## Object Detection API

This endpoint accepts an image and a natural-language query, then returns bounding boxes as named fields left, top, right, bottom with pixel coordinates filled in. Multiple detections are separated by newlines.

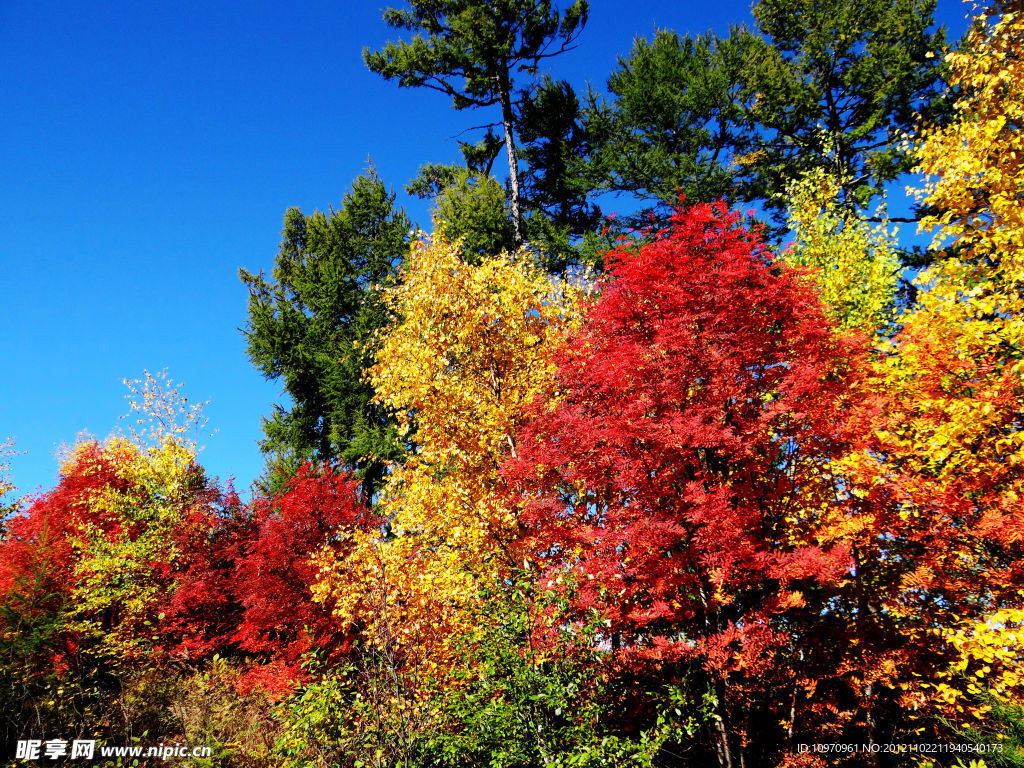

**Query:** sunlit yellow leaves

left=0, top=436, right=22, bottom=515
left=915, top=2, right=1024, bottom=274
left=840, top=0, right=1024, bottom=720
left=314, top=232, right=582, bottom=674
left=120, top=368, right=212, bottom=457
left=877, top=0, right=1024, bottom=503
left=784, top=168, right=900, bottom=334
left=935, top=607, right=1024, bottom=716
left=912, top=0, right=1024, bottom=383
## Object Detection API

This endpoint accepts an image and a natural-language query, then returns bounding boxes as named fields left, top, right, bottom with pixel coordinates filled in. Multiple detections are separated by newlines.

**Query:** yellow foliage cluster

left=0, top=436, right=20, bottom=512
left=844, top=0, right=1024, bottom=717
left=911, top=0, right=1024, bottom=384
left=916, top=0, right=1024, bottom=272
left=883, top=0, right=1024, bottom=509
left=67, top=374, right=209, bottom=661
left=313, top=233, right=583, bottom=676
left=940, top=607, right=1024, bottom=706
left=784, top=168, right=900, bottom=334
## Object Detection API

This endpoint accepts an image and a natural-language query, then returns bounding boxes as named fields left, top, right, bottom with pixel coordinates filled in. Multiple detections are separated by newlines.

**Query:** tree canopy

left=6, top=1, right=1023, bottom=766
left=239, top=170, right=410, bottom=499
left=365, top=0, right=589, bottom=245
left=741, top=0, right=948, bottom=215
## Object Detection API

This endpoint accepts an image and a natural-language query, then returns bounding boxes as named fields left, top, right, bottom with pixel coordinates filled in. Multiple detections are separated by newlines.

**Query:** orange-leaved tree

left=841, top=0, right=1024, bottom=728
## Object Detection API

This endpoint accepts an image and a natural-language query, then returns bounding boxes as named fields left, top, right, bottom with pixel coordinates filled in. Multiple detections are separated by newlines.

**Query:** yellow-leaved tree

left=0, top=437, right=21, bottom=518
left=313, top=233, right=583, bottom=680
left=841, top=0, right=1024, bottom=722
left=69, top=370, right=212, bottom=663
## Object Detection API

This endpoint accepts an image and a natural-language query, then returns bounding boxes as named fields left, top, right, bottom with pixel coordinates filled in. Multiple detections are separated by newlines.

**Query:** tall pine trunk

left=499, top=70, right=524, bottom=247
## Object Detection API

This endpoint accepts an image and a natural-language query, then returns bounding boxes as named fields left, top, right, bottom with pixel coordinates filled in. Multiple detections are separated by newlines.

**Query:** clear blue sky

left=1, top=0, right=970, bottom=499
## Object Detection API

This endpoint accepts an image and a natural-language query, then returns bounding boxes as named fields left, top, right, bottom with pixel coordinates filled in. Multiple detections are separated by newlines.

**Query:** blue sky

left=1, top=0, right=970, bottom=499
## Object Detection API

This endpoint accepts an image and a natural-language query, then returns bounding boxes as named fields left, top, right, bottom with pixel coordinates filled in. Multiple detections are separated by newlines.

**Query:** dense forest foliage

left=3, top=0, right=1023, bottom=765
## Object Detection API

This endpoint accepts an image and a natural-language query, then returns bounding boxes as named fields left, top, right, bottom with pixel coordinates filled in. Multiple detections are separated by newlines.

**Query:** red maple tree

left=505, top=202, right=864, bottom=765
left=165, top=464, right=374, bottom=695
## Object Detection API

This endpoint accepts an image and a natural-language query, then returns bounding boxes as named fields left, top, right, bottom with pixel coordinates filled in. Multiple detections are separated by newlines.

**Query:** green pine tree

left=584, top=28, right=758, bottom=224
left=517, top=76, right=602, bottom=271
left=239, top=170, right=410, bottom=500
left=364, top=0, right=589, bottom=247
left=741, top=0, right=948, bottom=217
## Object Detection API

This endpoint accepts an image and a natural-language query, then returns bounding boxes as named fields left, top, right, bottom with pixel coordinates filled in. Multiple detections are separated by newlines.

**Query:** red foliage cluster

left=0, top=449, right=370, bottom=698
left=508, top=203, right=858, bottom=664
left=504, top=202, right=867, bottom=754
left=165, top=464, right=373, bottom=693
left=0, top=444, right=127, bottom=677
left=0, top=443, right=150, bottom=606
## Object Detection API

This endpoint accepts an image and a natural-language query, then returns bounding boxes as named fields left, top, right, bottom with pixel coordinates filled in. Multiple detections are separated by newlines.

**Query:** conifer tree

left=583, top=0, right=946, bottom=231
left=517, top=76, right=601, bottom=269
left=240, top=170, right=410, bottom=499
left=741, top=0, right=947, bottom=216
left=585, top=28, right=757, bottom=222
left=365, top=0, right=589, bottom=246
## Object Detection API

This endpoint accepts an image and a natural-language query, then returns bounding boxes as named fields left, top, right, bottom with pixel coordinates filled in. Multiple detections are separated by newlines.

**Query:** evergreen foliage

left=431, top=169, right=518, bottom=261
left=584, top=28, right=757, bottom=223
left=740, top=0, right=948, bottom=216
left=517, top=76, right=601, bottom=269
left=365, top=0, right=589, bottom=245
left=239, top=170, right=410, bottom=499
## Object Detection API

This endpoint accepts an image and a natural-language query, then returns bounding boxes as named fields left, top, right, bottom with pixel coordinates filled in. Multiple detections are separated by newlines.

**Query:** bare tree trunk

left=499, top=70, right=524, bottom=247
left=852, top=547, right=880, bottom=767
